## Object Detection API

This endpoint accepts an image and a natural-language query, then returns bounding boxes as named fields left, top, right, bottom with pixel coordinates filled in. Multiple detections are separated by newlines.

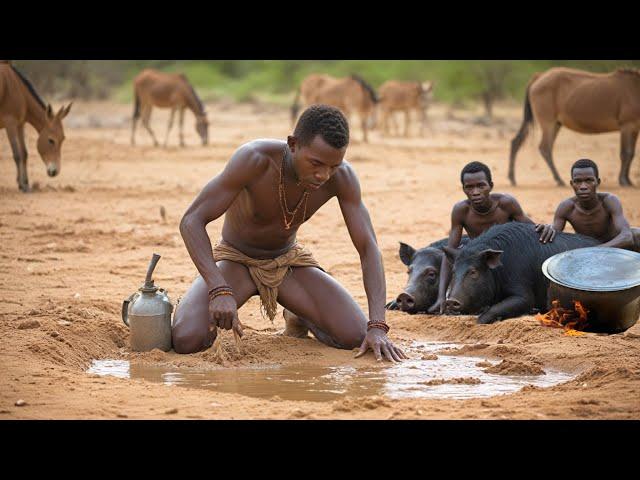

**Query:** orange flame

left=536, top=300, right=589, bottom=335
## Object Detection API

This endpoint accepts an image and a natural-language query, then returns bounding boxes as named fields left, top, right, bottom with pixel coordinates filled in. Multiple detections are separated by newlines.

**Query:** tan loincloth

left=212, top=241, right=322, bottom=322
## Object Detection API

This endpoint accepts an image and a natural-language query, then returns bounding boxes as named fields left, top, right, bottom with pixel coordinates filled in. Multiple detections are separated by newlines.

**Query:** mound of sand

left=484, top=359, right=546, bottom=376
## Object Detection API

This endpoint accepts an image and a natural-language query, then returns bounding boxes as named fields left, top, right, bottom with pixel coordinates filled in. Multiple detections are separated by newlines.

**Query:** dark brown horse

left=0, top=61, right=72, bottom=192
left=509, top=67, right=640, bottom=187
left=131, top=69, right=209, bottom=147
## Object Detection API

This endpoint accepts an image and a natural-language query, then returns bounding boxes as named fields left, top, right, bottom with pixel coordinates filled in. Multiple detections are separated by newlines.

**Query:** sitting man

left=537, top=158, right=640, bottom=251
left=172, top=104, right=406, bottom=362
left=429, top=161, right=535, bottom=314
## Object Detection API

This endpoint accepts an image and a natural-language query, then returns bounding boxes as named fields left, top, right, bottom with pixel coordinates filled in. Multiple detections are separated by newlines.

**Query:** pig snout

left=444, top=298, right=462, bottom=314
left=396, top=292, right=416, bottom=312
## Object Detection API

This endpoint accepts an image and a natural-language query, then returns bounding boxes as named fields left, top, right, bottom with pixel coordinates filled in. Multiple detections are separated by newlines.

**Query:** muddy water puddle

left=88, top=342, right=574, bottom=401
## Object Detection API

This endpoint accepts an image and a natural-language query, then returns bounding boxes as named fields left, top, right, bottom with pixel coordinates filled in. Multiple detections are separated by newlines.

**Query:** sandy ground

left=1, top=100, right=639, bottom=420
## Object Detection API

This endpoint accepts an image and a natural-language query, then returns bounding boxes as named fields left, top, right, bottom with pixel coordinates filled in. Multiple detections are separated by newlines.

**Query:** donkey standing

left=0, top=61, right=72, bottom=192
left=378, top=80, right=433, bottom=137
left=131, top=69, right=209, bottom=147
left=291, top=73, right=378, bottom=142
left=509, top=67, right=640, bottom=187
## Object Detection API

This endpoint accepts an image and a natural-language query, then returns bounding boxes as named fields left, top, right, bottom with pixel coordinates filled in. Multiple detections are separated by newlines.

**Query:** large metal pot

left=541, top=247, right=640, bottom=333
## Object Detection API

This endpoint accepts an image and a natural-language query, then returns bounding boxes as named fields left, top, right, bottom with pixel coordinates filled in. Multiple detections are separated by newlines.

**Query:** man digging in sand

left=173, top=104, right=406, bottom=362
left=536, top=158, right=640, bottom=250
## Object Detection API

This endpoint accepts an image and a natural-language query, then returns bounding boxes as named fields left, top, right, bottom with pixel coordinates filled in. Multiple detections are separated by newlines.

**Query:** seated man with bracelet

left=172, top=105, right=406, bottom=362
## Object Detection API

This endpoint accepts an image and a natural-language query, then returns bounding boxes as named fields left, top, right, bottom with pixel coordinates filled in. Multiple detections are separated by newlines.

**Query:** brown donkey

left=0, top=61, right=72, bottom=192
left=291, top=73, right=378, bottom=142
left=378, top=80, right=433, bottom=137
left=131, top=69, right=209, bottom=147
left=509, top=67, right=640, bottom=187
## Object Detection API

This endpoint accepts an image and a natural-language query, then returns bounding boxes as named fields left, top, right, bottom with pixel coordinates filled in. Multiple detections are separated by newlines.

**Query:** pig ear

left=442, top=246, right=460, bottom=264
left=399, top=242, right=416, bottom=266
left=481, top=249, right=503, bottom=269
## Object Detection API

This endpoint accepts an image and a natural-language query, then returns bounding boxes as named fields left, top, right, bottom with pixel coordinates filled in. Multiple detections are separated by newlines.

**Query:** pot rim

left=542, top=248, right=640, bottom=292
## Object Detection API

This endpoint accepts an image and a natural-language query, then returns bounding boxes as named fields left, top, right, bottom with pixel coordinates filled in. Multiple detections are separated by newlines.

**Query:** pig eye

left=468, top=268, right=478, bottom=278
left=48, top=138, right=55, bottom=145
left=407, top=267, right=413, bottom=274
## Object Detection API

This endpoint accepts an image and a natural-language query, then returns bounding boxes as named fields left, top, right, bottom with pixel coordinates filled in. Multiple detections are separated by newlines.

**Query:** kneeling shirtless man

left=173, top=105, right=406, bottom=362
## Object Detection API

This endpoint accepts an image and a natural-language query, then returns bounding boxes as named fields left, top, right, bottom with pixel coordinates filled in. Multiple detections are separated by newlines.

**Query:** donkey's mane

left=10, top=64, right=47, bottom=110
left=350, top=74, right=378, bottom=103
left=180, top=74, right=205, bottom=115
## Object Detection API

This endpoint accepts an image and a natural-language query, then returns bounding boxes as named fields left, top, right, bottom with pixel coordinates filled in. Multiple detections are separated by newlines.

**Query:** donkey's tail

left=508, top=73, right=540, bottom=185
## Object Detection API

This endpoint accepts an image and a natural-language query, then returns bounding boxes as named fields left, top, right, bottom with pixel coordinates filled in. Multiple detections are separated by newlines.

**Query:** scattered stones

left=57, top=320, right=72, bottom=327
left=17, top=319, right=40, bottom=330
left=15, top=400, right=27, bottom=407
left=50, top=331, right=60, bottom=338
left=165, top=408, right=178, bottom=414
left=421, top=354, right=438, bottom=360
left=117, top=414, right=128, bottom=418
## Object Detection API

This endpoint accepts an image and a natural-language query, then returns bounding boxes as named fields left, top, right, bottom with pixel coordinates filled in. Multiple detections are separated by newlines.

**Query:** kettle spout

left=145, top=253, right=162, bottom=287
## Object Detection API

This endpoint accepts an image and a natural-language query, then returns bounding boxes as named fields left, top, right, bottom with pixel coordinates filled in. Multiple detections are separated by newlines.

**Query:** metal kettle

left=122, top=253, right=174, bottom=352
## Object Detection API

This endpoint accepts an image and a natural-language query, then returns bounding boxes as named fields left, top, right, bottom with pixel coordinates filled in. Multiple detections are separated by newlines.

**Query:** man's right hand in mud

left=209, top=296, right=243, bottom=337
left=355, top=328, right=408, bottom=363
left=535, top=224, right=556, bottom=244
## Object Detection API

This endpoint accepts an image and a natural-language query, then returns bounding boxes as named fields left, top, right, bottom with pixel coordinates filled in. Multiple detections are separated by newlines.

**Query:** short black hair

left=461, top=161, right=493, bottom=185
left=571, top=158, right=599, bottom=179
left=293, top=104, right=349, bottom=149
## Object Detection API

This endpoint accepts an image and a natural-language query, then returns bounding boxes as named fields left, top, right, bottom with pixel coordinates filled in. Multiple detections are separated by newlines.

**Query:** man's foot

left=279, top=309, right=310, bottom=339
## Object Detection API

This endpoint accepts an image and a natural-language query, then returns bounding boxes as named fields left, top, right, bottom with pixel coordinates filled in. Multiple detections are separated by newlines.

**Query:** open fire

left=536, top=300, right=589, bottom=335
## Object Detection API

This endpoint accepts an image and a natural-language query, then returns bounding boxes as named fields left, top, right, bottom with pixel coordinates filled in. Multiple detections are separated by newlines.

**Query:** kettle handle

left=122, top=300, right=130, bottom=327
left=122, top=293, right=136, bottom=327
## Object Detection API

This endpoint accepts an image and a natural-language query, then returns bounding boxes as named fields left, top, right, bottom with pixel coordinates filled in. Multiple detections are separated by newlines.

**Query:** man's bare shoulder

left=600, top=192, right=623, bottom=210
left=557, top=197, right=576, bottom=215
left=228, top=139, right=284, bottom=175
left=330, top=160, right=359, bottom=195
left=493, top=192, right=520, bottom=208
left=452, top=199, right=471, bottom=214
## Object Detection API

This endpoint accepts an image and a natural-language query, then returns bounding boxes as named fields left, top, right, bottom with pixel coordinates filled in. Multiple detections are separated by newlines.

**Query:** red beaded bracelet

left=367, top=321, right=390, bottom=333
left=208, top=285, right=234, bottom=300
